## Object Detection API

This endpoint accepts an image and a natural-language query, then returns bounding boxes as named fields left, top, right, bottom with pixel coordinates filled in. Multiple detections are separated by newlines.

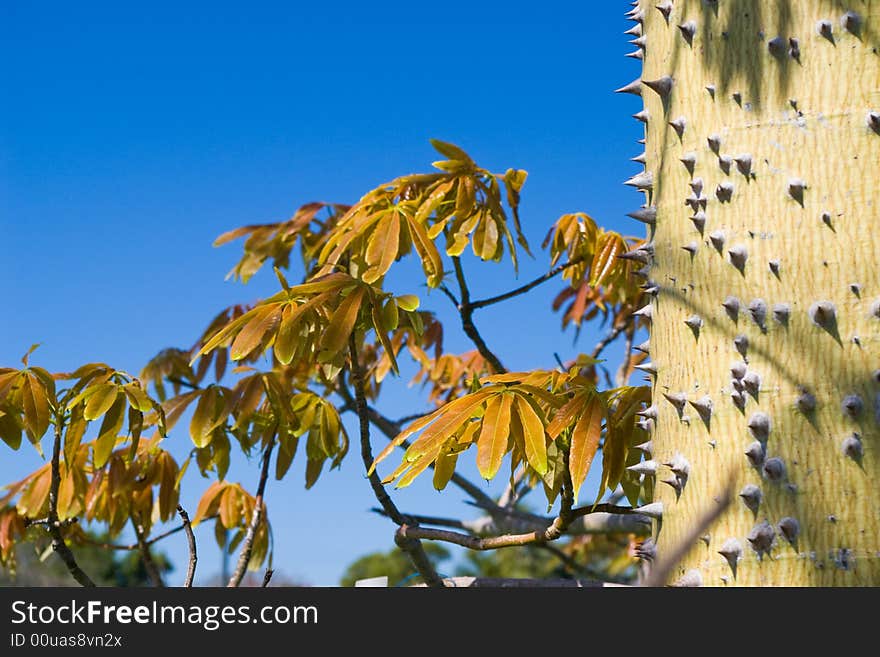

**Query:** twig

left=398, top=447, right=576, bottom=550
left=262, top=569, right=274, bottom=587
left=469, top=257, right=584, bottom=310
left=47, top=418, right=95, bottom=587
left=227, top=437, right=275, bottom=587
left=166, top=376, right=199, bottom=391
left=371, top=508, right=468, bottom=530
left=451, top=256, right=507, bottom=374
left=437, top=284, right=460, bottom=307
left=348, top=336, right=445, bottom=587
left=589, top=316, right=634, bottom=360
left=177, top=505, right=197, bottom=587
left=131, top=515, right=165, bottom=587
left=78, top=515, right=219, bottom=551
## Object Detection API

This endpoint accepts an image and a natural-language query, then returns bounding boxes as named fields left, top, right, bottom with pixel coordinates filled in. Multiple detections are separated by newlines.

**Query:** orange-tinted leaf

left=476, top=393, right=511, bottom=480
left=319, top=287, right=365, bottom=361
left=230, top=304, right=282, bottom=361
left=193, top=481, right=226, bottom=525
left=514, top=394, right=548, bottom=475
left=363, top=211, right=400, bottom=284
left=570, top=395, right=603, bottom=500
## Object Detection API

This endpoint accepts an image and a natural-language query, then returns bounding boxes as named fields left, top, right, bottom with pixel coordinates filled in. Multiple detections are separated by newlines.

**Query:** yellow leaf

left=455, top=176, right=475, bottom=220
left=395, top=295, right=420, bottom=312
left=432, top=450, right=458, bottom=491
left=319, top=287, right=365, bottom=361
left=22, top=373, right=51, bottom=443
left=274, top=303, right=309, bottom=365
left=570, top=395, right=604, bottom=501
left=363, top=211, right=400, bottom=284
left=93, top=396, right=126, bottom=468
left=370, top=389, right=495, bottom=473
left=395, top=449, right=440, bottom=488
left=429, top=139, right=475, bottom=164
left=406, top=216, right=444, bottom=288
left=589, top=232, right=625, bottom=288
left=83, top=384, right=120, bottom=421
left=122, top=383, right=153, bottom=412
left=219, top=487, right=240, bottom=528
left=476, top=393, right=511, bottom=480
left=230, top=304, right=282, bottom=361
left=514, top=394, right=548, bottom=476
left=547, top=392, right=588, bottom=439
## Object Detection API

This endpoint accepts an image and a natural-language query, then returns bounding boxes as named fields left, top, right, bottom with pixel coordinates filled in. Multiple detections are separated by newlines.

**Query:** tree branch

left=469, top=257, right=584, bottom=310
left=348, top=336, right=445, bottom=587
left=397, top=447, right=577, bottom=551
left=590, top=315, right=634, bottom=360
left=451, top=256, right=507, bottom=374
left=227, top=437, right=275, bottom=587
left=177, top=504, right=197, bottom=587
left=78, top=515, right=219, bottom=551
left=132, top=515, right=165, bottom=587
left=47, top=417, right=95, bottom=587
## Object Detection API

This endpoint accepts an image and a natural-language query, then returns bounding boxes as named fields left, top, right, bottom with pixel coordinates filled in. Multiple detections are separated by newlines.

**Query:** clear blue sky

left=0, top=1, right=645, bottom=585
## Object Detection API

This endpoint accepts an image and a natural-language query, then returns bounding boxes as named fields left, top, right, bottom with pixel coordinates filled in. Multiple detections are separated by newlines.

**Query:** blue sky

left=0, top=1, right=646, bottom=585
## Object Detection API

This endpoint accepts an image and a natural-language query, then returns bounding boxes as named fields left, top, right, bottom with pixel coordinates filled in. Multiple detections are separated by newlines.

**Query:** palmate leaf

left=373, top=371, right=586, bottom=490
left=214, top=202, right=350, bottom=283
left=315, top=140, right=530, bottom=288
left=191, top=273, right=416, bottom=377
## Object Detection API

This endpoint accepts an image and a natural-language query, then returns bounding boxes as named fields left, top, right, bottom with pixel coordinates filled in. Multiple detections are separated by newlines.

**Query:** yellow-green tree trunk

left=635, top=0, right=880, bottom=585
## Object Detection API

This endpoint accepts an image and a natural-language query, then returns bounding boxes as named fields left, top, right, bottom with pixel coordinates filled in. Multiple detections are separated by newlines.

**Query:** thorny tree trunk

left=627, top=0, right=880, bottom=585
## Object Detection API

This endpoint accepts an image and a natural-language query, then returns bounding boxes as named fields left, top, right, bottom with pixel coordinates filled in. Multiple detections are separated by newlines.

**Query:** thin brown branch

left=227, top=437, right=275, bottom=587
left=469, top=257, right=585, bottom=310
left=452, top=256, right=507, bottom=374
left=262, top=569, right=274, bottom=587
left=589, top=314, right=635, bottom=360
left=398, top=447, right=576, bottom=551
left=437, top=284, right=460, bottom=307
left=131, top=515, right=165, bottom=587
left=78, top=514, right=219, bottom=551
left=167, top=376, right=199, bottom=390
left=47, top=418, right=95, bottom=587
left=371, top=508, right=468, bottom=530
left=177, top=504, right=197, bottom=588
left=348, top=336, right=445, bottom=587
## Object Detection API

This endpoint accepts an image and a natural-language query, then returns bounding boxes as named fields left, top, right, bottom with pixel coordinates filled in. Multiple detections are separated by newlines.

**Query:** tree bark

left=635, top=0, right=880, bottom=585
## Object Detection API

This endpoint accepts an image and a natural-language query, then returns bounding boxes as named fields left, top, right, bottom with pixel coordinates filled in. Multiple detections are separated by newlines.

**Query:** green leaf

left=395, top=295, right=420, bottom=312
